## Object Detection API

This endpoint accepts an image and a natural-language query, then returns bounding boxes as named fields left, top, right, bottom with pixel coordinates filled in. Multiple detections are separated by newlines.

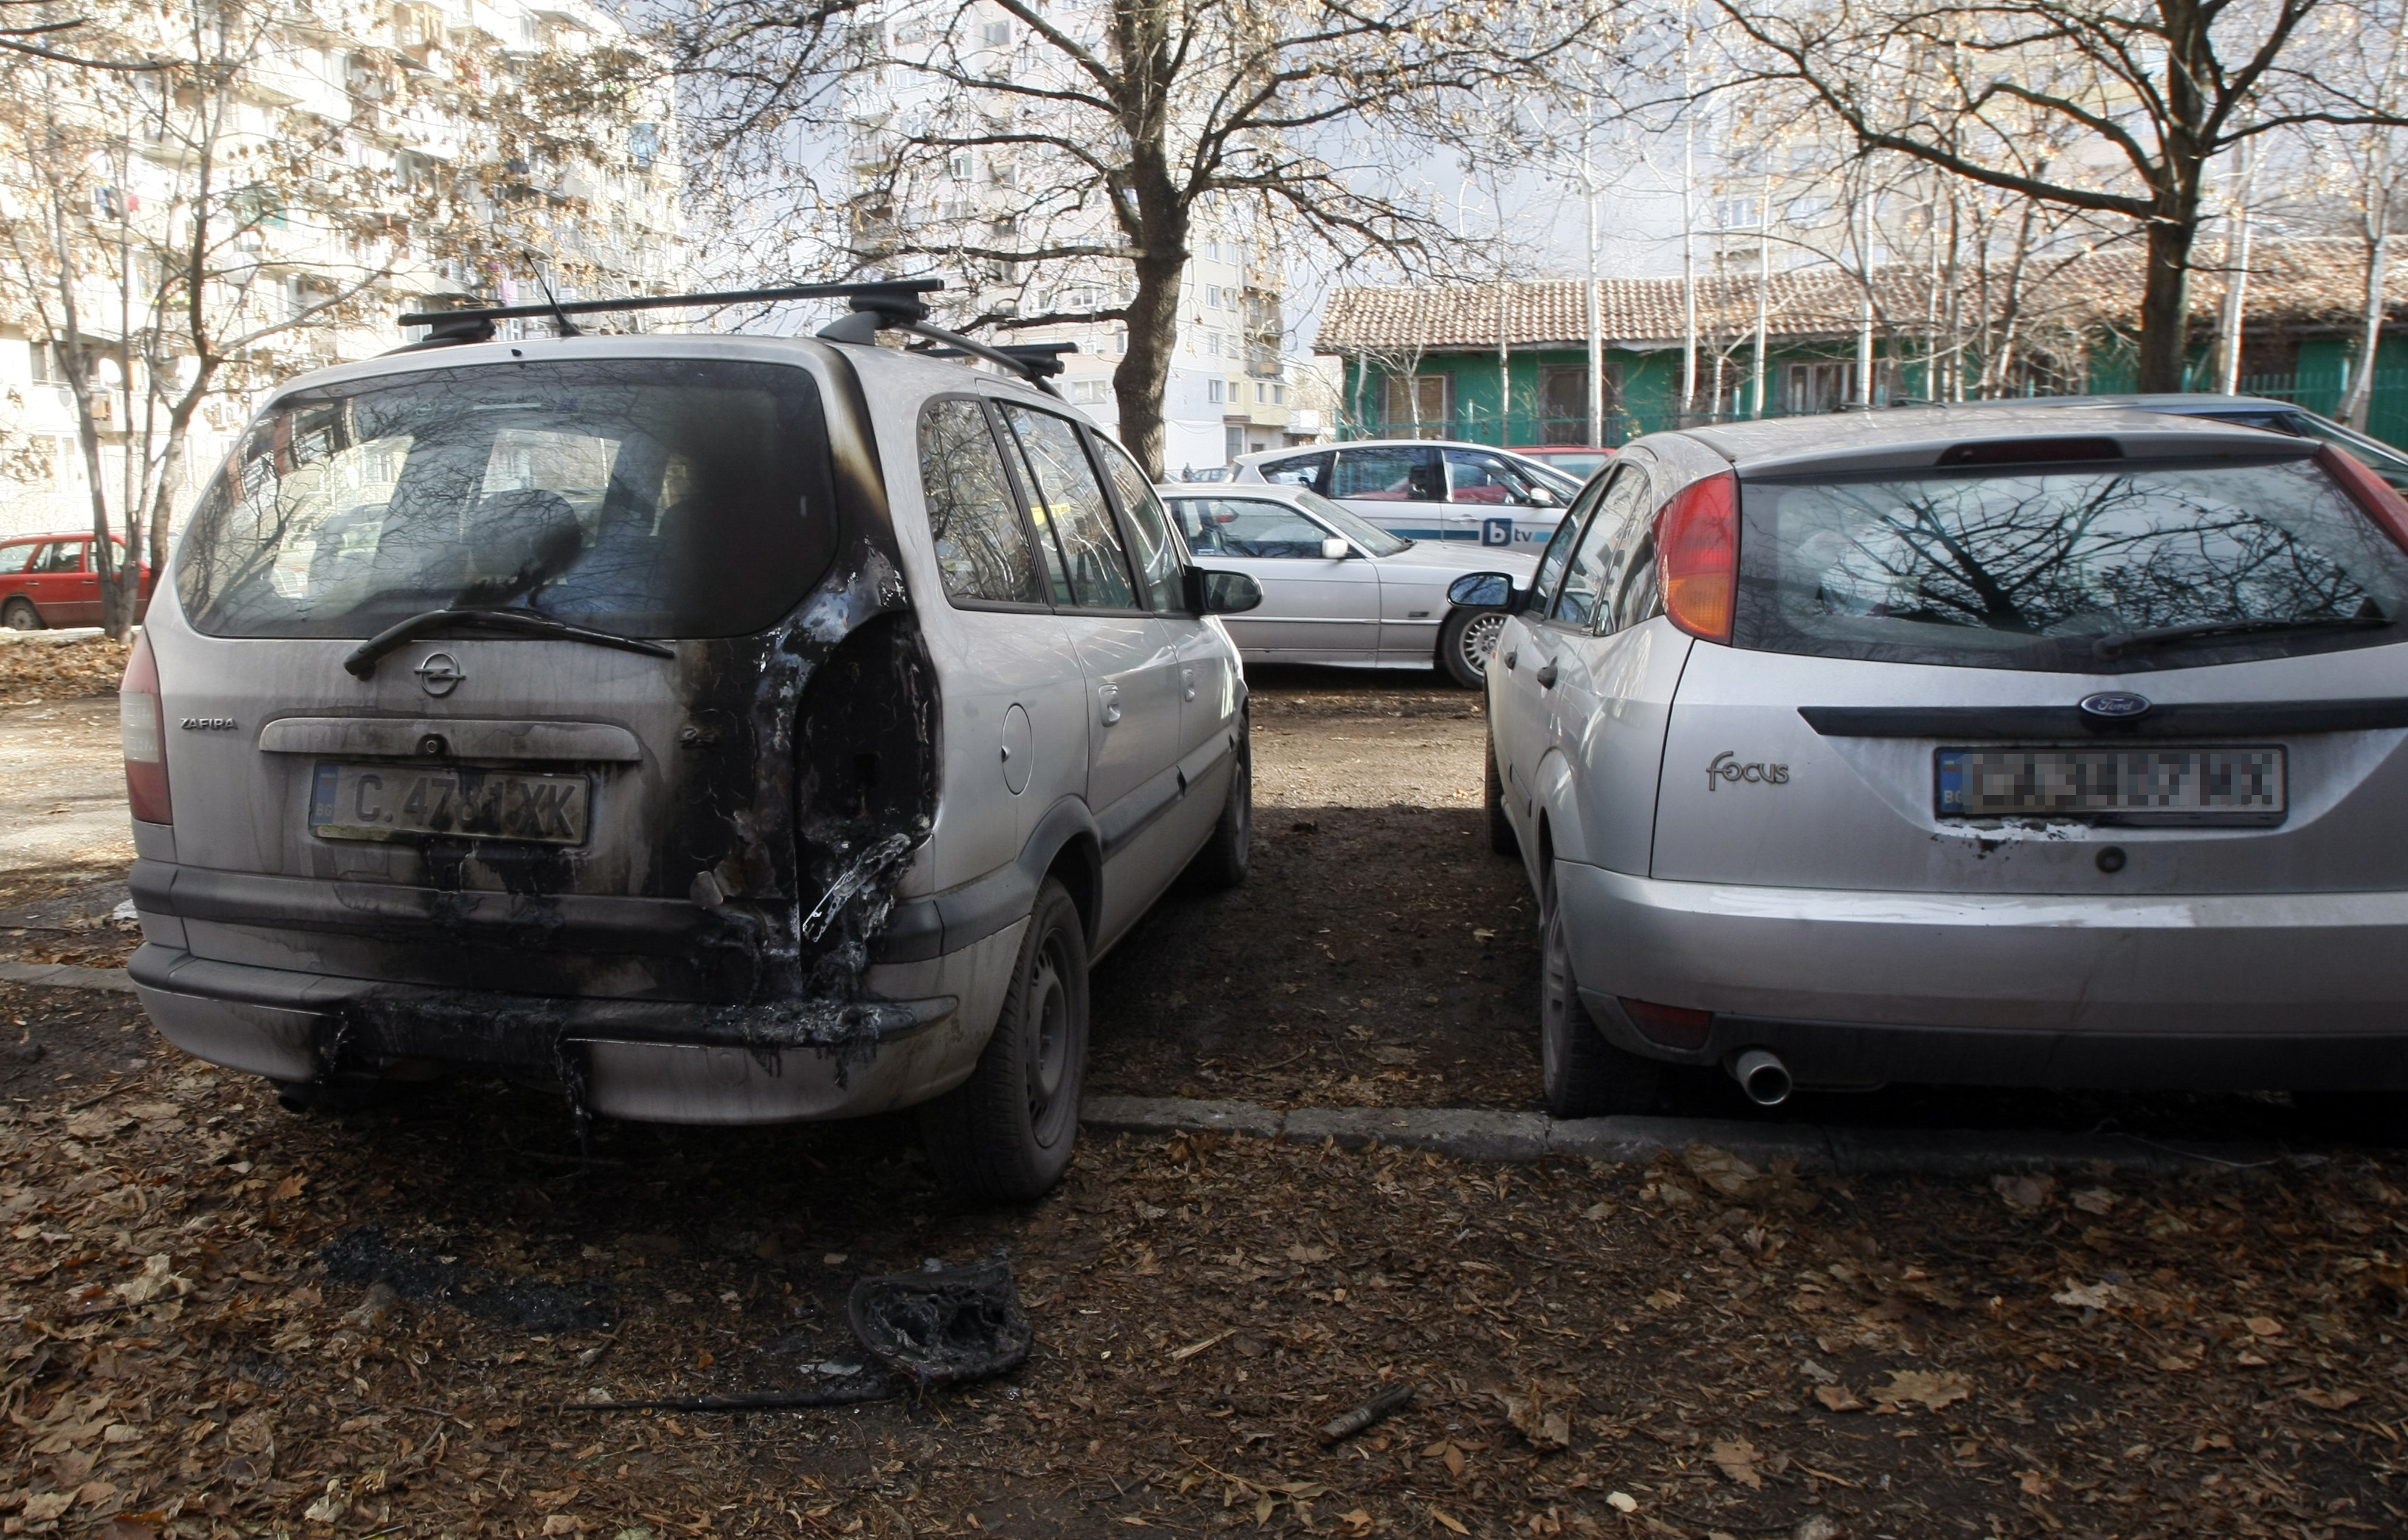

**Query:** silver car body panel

left=129, top=332, right=1245, bottom=1118
left=1504, top=408, right=2408, bottom=1092
left=1229, top=440, right=1580, bottom=552
left=1159, top=483, right=1537, bottom=669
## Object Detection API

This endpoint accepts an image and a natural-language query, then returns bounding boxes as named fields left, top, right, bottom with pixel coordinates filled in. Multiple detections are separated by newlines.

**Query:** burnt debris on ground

left=0, top=1066, right=2404, bottom=1538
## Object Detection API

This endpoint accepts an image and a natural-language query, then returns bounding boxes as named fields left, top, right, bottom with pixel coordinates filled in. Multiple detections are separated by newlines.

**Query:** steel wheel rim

left=1459, top=611, right=1506, bottom=677
left=1024, top=931, right=1071, bottom=1141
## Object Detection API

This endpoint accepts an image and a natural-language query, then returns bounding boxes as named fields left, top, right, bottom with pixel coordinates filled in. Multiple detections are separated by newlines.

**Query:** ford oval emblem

left=2079, top=690, right=2151, bottom=719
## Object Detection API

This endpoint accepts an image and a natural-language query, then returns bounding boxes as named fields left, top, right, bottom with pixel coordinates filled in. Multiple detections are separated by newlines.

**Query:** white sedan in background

left=1158, top=482, right=1540, bottom=686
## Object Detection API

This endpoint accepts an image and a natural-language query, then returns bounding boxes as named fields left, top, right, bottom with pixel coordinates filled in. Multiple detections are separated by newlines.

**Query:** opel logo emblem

left=414, top=652, right=465, bottom=698
left=2079, top=690, right=2151, bottom=719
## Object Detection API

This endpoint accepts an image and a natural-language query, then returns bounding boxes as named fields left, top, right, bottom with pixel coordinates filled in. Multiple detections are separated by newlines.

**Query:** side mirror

left=1189, top=567, right=1263, bottom=614
left=1447, top=572, right=1518, bottom=608
left=1320, top=537, right=1351, bottom=561
left=1525, top=485, right=1560, bottom=508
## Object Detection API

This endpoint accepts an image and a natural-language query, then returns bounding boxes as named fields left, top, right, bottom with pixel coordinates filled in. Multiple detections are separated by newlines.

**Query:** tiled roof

left=1314, top=238, right=2408, bottom=355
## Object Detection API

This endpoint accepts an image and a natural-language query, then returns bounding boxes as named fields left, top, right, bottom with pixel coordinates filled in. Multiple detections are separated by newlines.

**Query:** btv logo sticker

left=1481, top=517, right=1515, bottom=547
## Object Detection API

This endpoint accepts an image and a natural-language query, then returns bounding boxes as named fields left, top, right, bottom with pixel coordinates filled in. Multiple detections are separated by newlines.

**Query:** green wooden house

left=1314, top=237, right=2408, bottom=451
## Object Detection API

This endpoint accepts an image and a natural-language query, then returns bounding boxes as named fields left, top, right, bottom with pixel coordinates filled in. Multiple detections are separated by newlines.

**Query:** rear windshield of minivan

left=176, top=358, right=835, bottom=639
left=1734, top=454, right=2408, bottom=671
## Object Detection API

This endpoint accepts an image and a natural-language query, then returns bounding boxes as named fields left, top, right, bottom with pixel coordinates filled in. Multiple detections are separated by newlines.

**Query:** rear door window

left=1334, top=446, right=1442, bottom=502
left=919, top=398, right=1044, bottom=606
left=1737, top=453, right=2408, bottom=670
left=34, top=542, right=83, bottom=574
left=176, top=358, right=837, bottom=638
left=1090, top=433, right=1186, bottom=612
left=1527, top=472, right=1613, bottom=614
left=1187, top=499, right=1329, bottom=558
left=1446, top=448, right=1549, bottom=506
left=1259, top=451, right=1332, bottom=493
left=998, top=405, right=1138, bottom=610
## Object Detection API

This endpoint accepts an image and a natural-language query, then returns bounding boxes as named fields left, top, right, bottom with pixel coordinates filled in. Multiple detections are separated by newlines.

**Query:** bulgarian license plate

left=1936, top=746, right=2286, bottom=825
left=309, top=762, right=590, bottom=844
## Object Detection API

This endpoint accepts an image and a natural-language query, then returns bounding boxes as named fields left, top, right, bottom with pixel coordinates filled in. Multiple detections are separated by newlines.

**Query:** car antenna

left=536, top=275, right=580, bottom=338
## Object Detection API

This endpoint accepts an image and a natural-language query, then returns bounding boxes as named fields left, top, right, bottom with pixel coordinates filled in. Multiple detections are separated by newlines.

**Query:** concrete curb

left=1081, top=1094, right=2295, bottom=1175
left=0, top=961, right=135, bottom=994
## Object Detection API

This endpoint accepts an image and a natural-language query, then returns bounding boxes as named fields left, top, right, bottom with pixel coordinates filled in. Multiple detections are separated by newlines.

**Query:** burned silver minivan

left=120, top=282, right=1258, bottom=1199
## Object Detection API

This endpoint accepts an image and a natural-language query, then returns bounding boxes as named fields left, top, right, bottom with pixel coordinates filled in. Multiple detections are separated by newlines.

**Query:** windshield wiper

left=2090, top=613, right=2394, bottom=661
left=344, top=606, right=676, bottom=679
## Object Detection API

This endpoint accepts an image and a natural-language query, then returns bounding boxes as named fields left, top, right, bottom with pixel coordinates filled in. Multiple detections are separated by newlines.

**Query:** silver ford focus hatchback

left=119, top=282, right=1259, bottom=1199
left=1467, top=407, right=2408, bottom=1117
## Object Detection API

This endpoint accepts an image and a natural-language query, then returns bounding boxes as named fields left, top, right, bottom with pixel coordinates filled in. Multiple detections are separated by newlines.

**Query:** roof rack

left=391, top=279, right=1078, bottom=395
left=907, top=339, right=1078, bottom=379
left=820, top=294, right=1070, bottom=395
left=392, top=280, right=945, bottom=349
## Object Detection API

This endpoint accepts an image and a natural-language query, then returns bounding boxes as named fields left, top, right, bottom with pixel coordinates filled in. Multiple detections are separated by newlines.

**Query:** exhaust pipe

left=1731, top=1049, right=1793, bottom=1108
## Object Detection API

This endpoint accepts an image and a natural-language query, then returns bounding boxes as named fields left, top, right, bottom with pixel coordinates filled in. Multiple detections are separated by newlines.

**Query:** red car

left=0, top=533, right=153, bottom=629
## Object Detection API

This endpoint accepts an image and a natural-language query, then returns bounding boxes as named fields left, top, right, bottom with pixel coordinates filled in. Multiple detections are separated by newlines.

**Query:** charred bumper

left=127, top=943, right=974, bottom=1125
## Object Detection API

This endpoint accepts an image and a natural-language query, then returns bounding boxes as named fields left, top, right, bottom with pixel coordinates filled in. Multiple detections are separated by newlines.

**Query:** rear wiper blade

left=2091, top=613, right=2393, bottom=660
left=344, top=606, right=676, bottom=679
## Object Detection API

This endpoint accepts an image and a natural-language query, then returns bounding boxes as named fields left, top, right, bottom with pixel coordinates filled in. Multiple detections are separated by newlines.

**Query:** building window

left=983, top=21, right=1011, bottom=44
left=1383, top=373, right=1450, bottom=438
left=1207, top=379, right=1224, bottom=404
left=949, top=152, right=972, bottom=180
left=1786, top=361, right=1855, bottom=415
left=1255, top=381, right=1266, bottom=404
left=629, top=123, right=659, bottom=171
left=1116, top=329, right=1127, bottom=354
left=1274, top=384, right=1287, bottom=405
left=1070, top=379, right=1110, bottom=405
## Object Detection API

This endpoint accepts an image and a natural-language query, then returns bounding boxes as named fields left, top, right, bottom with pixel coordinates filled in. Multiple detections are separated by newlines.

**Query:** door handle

left=1535, top=659, right=1558, bottom=690
left=1180, top=665, right=1197, bottom=702
left=1098, top=684, right=1123, bottom=725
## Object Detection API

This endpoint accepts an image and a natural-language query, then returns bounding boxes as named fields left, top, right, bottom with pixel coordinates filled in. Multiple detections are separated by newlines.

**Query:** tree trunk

left=1115, top=240, right=1186, bottom=479
left=63, top=358, right=122, bottom=637
left=2344, top=230, right=2390, bottom=431
left=2135, top=215, right=2197, bottom=393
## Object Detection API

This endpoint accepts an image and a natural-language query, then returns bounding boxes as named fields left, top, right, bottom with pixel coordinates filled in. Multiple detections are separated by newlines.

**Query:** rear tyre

left=2291, top=1090, right=2408, bottom=1145
left=1486, top=737, right=1517, bottom=857
left=1539, top=858, right=1660, bottom=1119
left=1, top=599, right=40, bottom=631
left=1188, top=711, right=1252, bottom=890
left=921, top=878, right=1090, bottom=1201
left=1439, top=607, right=1506, bottom=689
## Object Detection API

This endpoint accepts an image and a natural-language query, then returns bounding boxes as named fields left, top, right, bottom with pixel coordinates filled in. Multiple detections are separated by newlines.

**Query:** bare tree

left=679, top=0, right=1620, bottom=475
left=1712, top=0, right=2408, bottom=392
left=0, top=0, right=661, bottom=636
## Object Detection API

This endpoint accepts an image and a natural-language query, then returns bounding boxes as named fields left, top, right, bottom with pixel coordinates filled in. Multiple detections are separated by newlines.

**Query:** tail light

left=121, top=631, right=171, bottom=825
left=1658, top=472, right=1739, bottom=643
left=2317, top=445, right=2408, bottom=555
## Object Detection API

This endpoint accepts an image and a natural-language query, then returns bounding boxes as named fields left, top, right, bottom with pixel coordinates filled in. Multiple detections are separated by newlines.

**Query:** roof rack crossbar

left=909, top=339, right=1079, bottom=379
left=395, top=279, right=942, bottom=331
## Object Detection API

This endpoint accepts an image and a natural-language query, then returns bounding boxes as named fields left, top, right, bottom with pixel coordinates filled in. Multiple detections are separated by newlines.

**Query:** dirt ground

left=1, top=655, right=2406, bottom=1538
left=0, top=1046, right=2403, bottom=1540
left=1087, top=668, right=1543, bottom=1114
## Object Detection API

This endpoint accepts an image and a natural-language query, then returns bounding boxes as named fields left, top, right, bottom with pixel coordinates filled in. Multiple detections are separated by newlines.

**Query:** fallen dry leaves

left=0, top=635, right=128, bottom=709
left=0, top=1047, right=2400, bottom=1540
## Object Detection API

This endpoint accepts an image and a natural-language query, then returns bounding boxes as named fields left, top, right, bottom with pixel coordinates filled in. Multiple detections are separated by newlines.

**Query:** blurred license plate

left=1936, top=746, right=2286, bottom=824
left=310, top=762, right=589, bottom=844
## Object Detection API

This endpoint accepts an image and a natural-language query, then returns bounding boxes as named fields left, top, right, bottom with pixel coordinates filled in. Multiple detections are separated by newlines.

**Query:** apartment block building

left=0, top=0, right=682, bottom=541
